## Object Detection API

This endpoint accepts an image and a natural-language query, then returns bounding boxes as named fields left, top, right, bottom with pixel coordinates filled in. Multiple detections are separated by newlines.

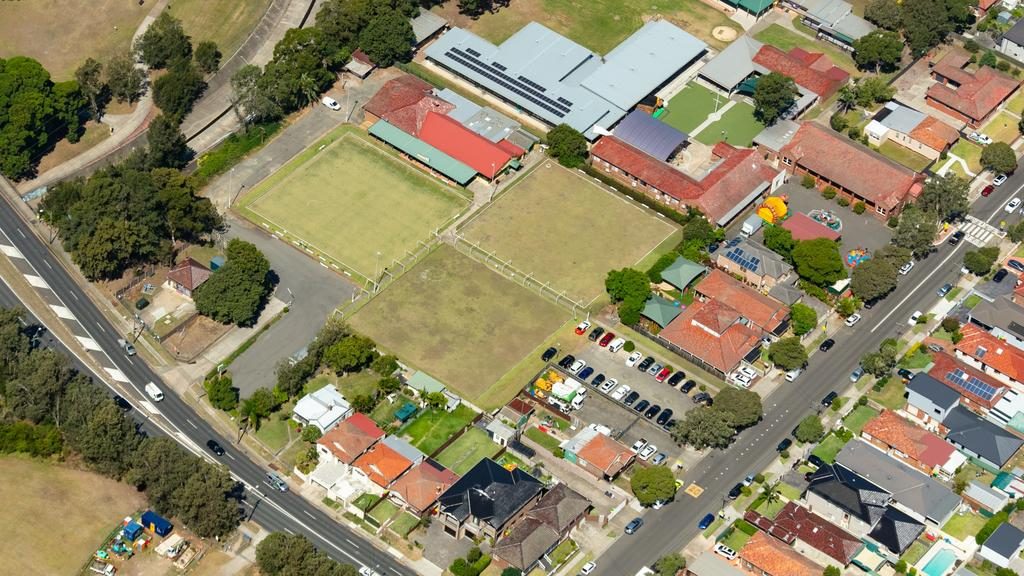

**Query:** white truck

left=145, top=381, right=164, bottom=402
left=740, top=214, right=764, bottom=238
left=549, top=378, right=585, bottom=412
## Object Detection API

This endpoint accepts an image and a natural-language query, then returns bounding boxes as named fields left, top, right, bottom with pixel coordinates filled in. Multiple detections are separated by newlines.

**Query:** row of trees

left=671, top=387, right=762, bottom=450
left=0, top=307, right=241, bottom=538
left=864, top=0, right=974, bottom=56
left=256, top=532, right=359, bottom=575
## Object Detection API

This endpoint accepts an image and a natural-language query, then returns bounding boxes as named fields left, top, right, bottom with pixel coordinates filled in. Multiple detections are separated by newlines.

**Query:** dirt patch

left=161, top=314, right=232, bottom=361
left=712, top=25, right=738, bottom=42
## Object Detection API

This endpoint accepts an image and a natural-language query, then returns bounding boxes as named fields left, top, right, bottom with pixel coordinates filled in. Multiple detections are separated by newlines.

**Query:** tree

left=239, top=388, right=279, bottom=432
left=152, top=168, right=221, bottom=244
left=980, top=50, right=998, bottom=68
left=71, top=400, right=140, bottom=478
left=795, top=415, right=825, bottom=443
left=894, top=205, right=938, bottom=258
left=606, top=267, right=649, bottom=325
left=372, top=354, right=399, bottom=376
left=194, top=239, right=272, bottom=326
left=853, top=30, right=904, bottom=72
left=377, top=376, right=402, bottom=395
left=792, top=238, right=846, bottom=287
left=147, top=114, right=192, bottom=169
left=135, top=12, right=193, bottom=69
left=837, top=297, right=858, bottom=317
left=359, top=12, right=414, bottom=67
left=964, top=246, right=1000, bottom=276
left=672, top=408, right=735, bottom=450
left=753, top=72, right=799, bottom=125
left=257, top=27, right=335, bottom=114
left=790, top=303, right=818, bottom=336
left=630, top=465, right=677, bottom=506
left=323, top=336, right=376, bottom=374
left=862, top=338, right=898, bottom=377
left=682, top=217, right=723, bottom=248
left=194, top=41, right=222, bottom=74
left=865, top=0, right=902, bottom=29
left=901, top=0, right=953, bottom=56
left=205, top=374, right=238, bottom=411
left=714, top=388, right=763, bottom=428
left=764, top=226, right=796, bottom=262
left=918, top=174, right=969, bottom=222
left=153, top=63, right=206, bottom=118
left=830, top=112, right=849, bottom=132
left=981, top=142, right=1017, bottom=174
left=424, top=391, right=447, bottom=409
left=75, top=58, right=104, bottom=119
left=769, top=337, right=808, bottom=370
left=501, top=569, right=523, bottom=576
left=837, top=85, right=858, bottom=113
left=1010, top=221, right=1024, bottom=243
left=351, top=393, right=377, bottom=413
left=851, top=257, right=898, bottom=302
left=72, top=218, right=148, bottom=280
left=824, top=566, right=842, bottom=576
left=546, top=124, right=588, bottom=168
left=854, top=76, right=896, bottom=108
left=106, top=52, right=146, bottom=103
left=256, top=532, right=359, bottom=575
left=230, top=64, right=281, bottom=126
left=654, top=553, right=686, bottom=576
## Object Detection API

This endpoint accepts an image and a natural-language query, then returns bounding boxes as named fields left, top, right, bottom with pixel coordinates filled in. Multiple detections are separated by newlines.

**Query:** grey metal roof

left=612, top=110, right=688, bottom=161
left=579, top=20, right=707, bottom=111
left=411, top=8, right=447, bottom=44
left=768, top=282, right=804, bottom=306
left=970, top=296, right=1024, bottom=340
left=800, top=0, right=854, bottom=26
left=698, top=35, right=763, bottom=91
left=964, top=480, right=1009, bottom=511
left=435, top=88, right=481, bottom=123
left=382, top=435, right=426, bottom=464
left=753, top=119, right=801, bottom=152
left=1005, top=18, right=1024, bottom=47
left=907, top=373, right=961, bottom=410
left=943, top=405, right=1024, bottom=467
left=688, top=551, right=749, bottom=576
left=464, top=108, right=521, bottom=143
left=868, top=507, right=925, bottom=555
left=828, top=13, right=876, bottom=42
left=837, top=440, right=962, bottom=523
left=876, top=101, right=926, bottom=134
left=984, top=523, right=1024, bottom=555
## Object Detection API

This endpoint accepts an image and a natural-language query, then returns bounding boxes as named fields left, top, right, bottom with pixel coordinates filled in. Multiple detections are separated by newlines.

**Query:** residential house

left=751, top=502, right=863, bottom=567
left=778, top=122, right=926, bottom=219
left=979, top=523, right=1024, bottom=568
left=694, top=269, right=790, bottom=334
left=686, top=551, right=750, bottom=576
left=166, top=257, right=211, bottom=298
left=927, top=353, right=1007, bottom=414
left=352, top=442, right=414, bottom=492
left=865, top=101, right=960, bottom=160
left=942, top=405, right=1023, bottom=469
left=406, top=371, right=462, bottom=412
left=437, top=458, right=544, bottom=540
left=716, top=237, right=794, bottom=290
left=836, top=439, right=961, bottom=526
left=780, top=0, right=876, bottom=49
left=485, top=418, right=516, bottom=447
left=739, top=531, right=824, bottom=576
left=906, top=372, right=962, bottom=430
left=962, top=480, right=1010, bottom=514
left=291, top=384, right=353, bottom=433
left=968, top=291, right=1024, bottom=353
left=956, top=323, right=1024, bottom=387
left=780, top=212, right=842, bottom=242
left=1002, top=18, right=1024, bottom=60
left=561, top=424, right=635, bottom=480
left=382, top=435, right=425, bottom=466
left=492, top=483, right=591, bottom=573
left=589, top=136, right=785, bottom=226
left=860, top=410, right=959, bottom=477
left=316, top=413, right=385, bottom=466
left=927, top=48, right=1020, bottom=128
left=389, top=459, right=459, bottom=516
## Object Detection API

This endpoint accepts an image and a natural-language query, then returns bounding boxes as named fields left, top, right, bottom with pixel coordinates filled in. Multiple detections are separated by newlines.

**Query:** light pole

left=374, top=251, right=382, bottom=293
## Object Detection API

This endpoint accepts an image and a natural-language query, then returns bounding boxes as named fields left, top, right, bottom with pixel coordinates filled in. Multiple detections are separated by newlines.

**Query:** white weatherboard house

left=292, top=384, right=352, bottom=433
left=980, top=523, right=1024, bottom=568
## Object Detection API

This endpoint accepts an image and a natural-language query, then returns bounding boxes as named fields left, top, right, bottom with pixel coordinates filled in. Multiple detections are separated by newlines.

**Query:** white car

left=579, top=562, right=597, bottom=576
left=638, top=444, right=657, bottom=460
left=1006, top=198, right=1021, bottom=213
left=970, top=131, right=993, bottom=145
left=569, top=359, right=586, bottom=374
left=730, top=372, right=752, bottom=388
left=608, top=337, right=626, bottom=352
left=899, top=261, right=914, bottom=275
left=994, top=173, right=1009, bottom=186
left=600, top=377, right=617, bottom=393
left=651, top=499, right=666, bottom=510
left=610, top=384, right=631, bottom=402
left=844, top=313, right=862, bottom=327
left=625, top=351, right=643, bottom=367
left=321, top=96, right=341, bottom=110
left=908, top=310, right=923, bottom=325
left=631, top=438, right=649, bottom=453
left=737, top=365, right=757, bottom=379
left=784, top=368, right=802, bottom=382
left=714, top=543, right=737, bottom=561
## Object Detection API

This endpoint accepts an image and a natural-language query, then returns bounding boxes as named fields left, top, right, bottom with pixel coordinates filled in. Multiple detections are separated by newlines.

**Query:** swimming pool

left=921, top=548, right=958, bottom=576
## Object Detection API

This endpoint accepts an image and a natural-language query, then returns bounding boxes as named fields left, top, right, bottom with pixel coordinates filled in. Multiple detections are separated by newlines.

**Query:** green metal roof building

left=720, top=0, right=775, bottom=17
left=642, top=295, right=682, bottom=328
left=406, top=371, right=447, bottom=394
left=368, top=120, right=477, bottom=185
left=660, top=256, right=707, bottom=291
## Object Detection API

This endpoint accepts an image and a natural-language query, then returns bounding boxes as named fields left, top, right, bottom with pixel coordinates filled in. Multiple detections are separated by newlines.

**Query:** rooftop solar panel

left=946, top=369, right=997, bottom=401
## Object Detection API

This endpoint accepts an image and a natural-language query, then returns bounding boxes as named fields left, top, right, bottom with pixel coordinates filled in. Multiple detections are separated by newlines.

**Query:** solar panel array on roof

left=946, top=369, right=998, bottom=401
left=725, top=247, right=761, bottom=272
left=444, top=48, right=570, bottom=118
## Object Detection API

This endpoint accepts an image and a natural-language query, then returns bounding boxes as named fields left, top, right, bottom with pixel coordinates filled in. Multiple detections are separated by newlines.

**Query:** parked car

left=266, top=472, right=289, bottom=492
left=994, top=173, right=1009, bottom=186
left=1009, top=260, right=1024, bottom=272
left=574, top=320, right=591, bottom=335
left=569, top=359, right=587, bottom=374
left=737, top=366, right=757, bottom=379
left=897, top=368, right=914, bottom=382
left=808, top=454, right=825, bottom=468
left=638, top=445, right=657, bottom=461
left=714, top=543, right=737, bottom=561
left=969, top=131, right=993, bottom=145
left=631, top=438, right=648, bottom=453
left=542, top=347, right=558, bottom=362
left=743, top=474, right=755, bottom=486
left=995, top=268, right=1009, bottom=283
left=729, top=372, right=752, bottom=388
left=680, top=380, right=697, bottom=394
left=600, top=377, right=617, bottom=393
left=844, top=314, right=862, bottom=327
left=625, top=351, right=643, bottom=367
left=728, top=483, right=743, bottom=499
left=1006, top=198, right=1021, bottom=213
left=667, top=371, right=685, bottom=387
left=821, top=391, right=838, bottom=406
left=655, top=367, right=672, bottom=382
left=908, top=310, right=923, bottom=325
left=578, top=366, right=594, bottom=380
left=634, top=399, right=650, bottom=413
left=657, top=409, right=673, bottom=425
left=624, top=391, right=640, bottom=406
left=611, top=384, right=631, bottom=401
left=591, top=373, right=606, bottom=388
left=608, top=337, right=626, bottom=352
left=207, top=439, right=225, bottom=456
left=982, top=184, right=995, bottom=197
left=937, top=283, right=953, bottom=296
left=662, top=419, right=677, bottom=431
left=624, top=517, right=644, bottom=535
left=850, top=367, right=865, bottom=382
left=698, top=513, right=715, bottom=530
left=112, top=395, right=132, bottom=412
left=948, top=231, right=964, bottom=246
left=598, top=332, right=615, bottom=347
left=321, top=96, right=341, bottom=110
left=558, top=354, right=575, bottom=369
left=819, top=338, right=835, bottom=352
left=899, top=261, right=915, bottom=275
left=579, top=562, right=597, bottom=576
left=652, top=453, right=667, bottom=465
left=784, top=368, right=802, bottom=382
left=117, top=338, right=136, bottom=357
left=637, top=356, right=655, bottom=372
left=588, top=326, right=605, bottom=341
left=645, top=404, right=661, bottom=419
left=777, top=438, right=792, bottom=452
left=693, top=392, right=713, bottom=405
left=647, top=363, right=663, bottom=376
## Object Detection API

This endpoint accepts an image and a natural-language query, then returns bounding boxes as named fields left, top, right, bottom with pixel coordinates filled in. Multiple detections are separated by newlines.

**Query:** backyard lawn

left=437, top=427, right=500, bottom=475
left=369, top=393, right=416, bottom=427
left=401, top=405, right=477, bottom=454
left=330, top=372, right=381, bottom=400
left=661, top=83, right=725, bottom=133
left=982, top=111, right=1021, bottom=145
left=753, top=24, right=860, bottom=75
left=899, top=348, right=933, bottom=370
left=869, top=378, right=907, bottom=410
left=901, top=539, right=931, bottom=564
left=950, top=141, right=983, bottom=174
left=843, top=405, right=879, bottom=435
left=878, top=141, right=933, bottom=172
left=721, top=526, right=753, bottom=551
left=943, top=512, right=988, bottom=541
left=525, top=427, right=562, bottom=452
left=811, top=433, right=849, bottom=464
left=695, top=102, right=765, bottom=147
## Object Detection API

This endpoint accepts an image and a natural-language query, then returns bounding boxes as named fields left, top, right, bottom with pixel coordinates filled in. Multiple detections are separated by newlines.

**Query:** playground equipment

left=756, top=196, right=789, bottom=224
left=809, top=209, right=843, bottom=232
left=846, top=247, right=871, bottom=267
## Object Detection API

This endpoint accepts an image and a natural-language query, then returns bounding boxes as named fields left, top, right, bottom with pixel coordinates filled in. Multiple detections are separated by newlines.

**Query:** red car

left=655, top=367, right=672, bottom=382
left=982, top=184, right=994, bottom=197
left=574, top=320, right=591, bottom=335
left=598, top=332, right=616, bottom=347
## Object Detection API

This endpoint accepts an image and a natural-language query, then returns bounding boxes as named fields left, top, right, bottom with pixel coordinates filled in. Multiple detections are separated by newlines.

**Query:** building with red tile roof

left=740, top=531, right=823, bottom=576
left=353, top=443, right=413, bottom=489
left=566, top=429, right=635, bottom=480
left=166, top=257, right=211, bottom=298
left=753, top=45, right=850, bottom=99
left=927, top=48, right=1020, bottom=127
left=363, top=75, right=437, bottom=123
left=389, top=459, right=459, bottom=516
left=694, top=269, right=789, bottom=333
left=927, top=352, right=1007, bottom=411
left=590, top=136, right=784, bottom=226
left=418, top=112, right=522, bottom=180
left=781, top=212, right=841, bottom=242
left=909, top=116, right=961, bottom=154
left=316, top=413, right=385, bottom=465
left=861, top=410, right=958, bottom=475
left=779, top=122, right=925, bottom=219
left=956, top=323, right=1024, bottom=386
left=764, top=502, right=863, bottom=566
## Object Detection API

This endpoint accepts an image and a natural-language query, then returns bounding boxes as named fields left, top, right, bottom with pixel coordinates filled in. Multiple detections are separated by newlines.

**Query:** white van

left=608, top=337, right=626, bottom=353
left=145, top=382, right=164, bottom=402
left=571, top=388, right=587, bottom=409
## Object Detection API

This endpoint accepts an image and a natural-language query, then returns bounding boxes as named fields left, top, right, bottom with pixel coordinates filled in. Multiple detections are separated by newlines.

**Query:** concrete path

left=937, top=153, right=975, bottom=178
left=688, top=99, right=736, bottom=137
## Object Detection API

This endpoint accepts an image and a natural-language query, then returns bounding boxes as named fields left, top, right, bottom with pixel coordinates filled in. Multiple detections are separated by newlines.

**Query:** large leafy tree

left=753, top=72, right=798, bottom=126
left=853, top=31, right=904, bottom=72
left=630, top=465, right=677, bottom=506
left=194, top=239, right=272, bottom=326
left=792, top=238, right=846, bottom=287
left=256, top=532, right=359, bottom=575
left=546, top=124, right=588, bottom=168
left=901, top=0, right=953, bottom=56
left=862, top=338, right=898, bottom=377
left=654, top=554, right=687, bottom=576
left=359, top=12, right=415, bottom=67
left=769, top=337, right=808, bottom=370
left=153, top=63, right=206, bottom=119
left=75, top=58, right=105, bottom=119
left=981, top=142, right=1017, bottom=175
left=106, top=52, right=146, bottom=103
left=151, top=169, right=221, bottom=244
left=230, top=64, right=282, bottom=126
left=324, top=335, right=377, bottom=374
left=135, top=12, right=193, bottom=69
left=671, top=408, right=735, bottom=450
left=893, top=205, right=938, bottom=258
left=764, top=226, right=796, bottom=262
left=963, top=246, right=1000, bottom=276
left=795, top=414, right=824, bottom=443
left=791, top=302, right=818, bottom=336
left=865, top=0, right=902, bottom=29
left=605, top=268, right=649, bottom=325
left=258, top=27, right=336, bottom=114
left=714, top=388, right=762, bottom=429
left=851, top=256, right=898, bottom=302
left=918, top=174, right=969, bottom=222
left=194, top=41, right=222, bottom=74
left=854, top=76, right=895, bottom=108
left=147, top=114, right=192, bottom=169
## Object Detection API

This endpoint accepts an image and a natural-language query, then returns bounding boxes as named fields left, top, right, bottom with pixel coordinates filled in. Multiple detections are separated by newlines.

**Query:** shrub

left=740, top=485, right=752, bottom=496
left=754, top=473, right=765, bottom=484
left=735, top=519, right=758, bottom=535
left=941, top=317, right=961, bottom=333
left=837, top=197, right=850, bottom=207
left=780, top=449, right=790, bottom=459
left=205, top=374, right=239, bottom=411
left=830, top=397, right=845, bottom=412
left=857, top=396, right=868, bottom=406
left=997, top=60, right=1011, bottom=72
left=830, top=112, right=849, bottom=132
left=853, top=201, right=866, bottom=214
left=887, top=215, right=899, bottom=228
left=623, top=341, right=635, bottom=352
left=822, top=187, right=837, bottom=200
left=801, top=174, right=816, bottom=188
left=847, top=126, right=861, bottom=140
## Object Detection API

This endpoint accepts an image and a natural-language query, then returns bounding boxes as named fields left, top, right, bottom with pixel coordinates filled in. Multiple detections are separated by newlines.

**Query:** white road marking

left=304, top=510, right=316, bottom=519
left=17, top=229, right=25, bottom=239
left=0, top=244, right=23, bottom=259
left=96, top=323, right=106, bottom=333
left=870, top=245, right=964, bottom=333
left=227, top=453, right=236, bottom=461
left=43, top=260, right=52, bottom=270
left=186, top=418, right=198, bottom=430
left=69, top=291, right=79, bottom=301
left=24, top=274, right=48, bottom=289
left=75, top=336, right=102, bottom=351
left=49, top=304, right=75, bottom=320
left=103, top=366, right=130, bottom=383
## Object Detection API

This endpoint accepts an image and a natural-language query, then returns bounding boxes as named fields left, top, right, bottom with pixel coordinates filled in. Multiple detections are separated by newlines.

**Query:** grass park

left=694, top=101, right=764, bottom=147
left=166, top=0, right=272, bottom=62
left=401, top=404, right=478, bottom=455
left=459, top=161, right=679, bottom=304
left=0, top=456, right=147, bottom=575
left=240, top=128, right=469, bottom=284
left=350, top=245, right=568, bottom=409
left=436, top=427, right=500, bottom=475
left=660, top=83, right=726, bottom=133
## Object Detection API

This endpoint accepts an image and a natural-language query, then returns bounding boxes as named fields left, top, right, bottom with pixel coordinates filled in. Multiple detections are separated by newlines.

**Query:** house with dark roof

left=739, top=531, right=824, bottom=576
left=968, top=290, right=1024, bottom=354
left=869, top=506, right=927, bottom=557
left=389, top=459, right=459, bottom=516
left=750, top=502, right=863, bottom=566
left=955, top=323, right=1024, bottom=387
left=492, top=483, right=590, bottom=573
left=860, top=410, right=958, bottom=476
left=438, top=458, right=544, bottom=540
left=943, top=405, right=1024, bottom=469
left=166, top=257, right=211, bottom=298
left=561, top=424, right=635, bottom=480
left=779, top=122, right=926, bottom=220
left=715, top=237, right=794, bottom=290
left=805, top=462, right=892, bottom=535
left=865, top=101, right=960, bottom=160
left=906, top=372, right=962, bottom=430
left=980, top=523, right=1024, bottom=568
left=1002, top=18, right=1024, bottom=60
left=927, top=48, right=1020, bottom=128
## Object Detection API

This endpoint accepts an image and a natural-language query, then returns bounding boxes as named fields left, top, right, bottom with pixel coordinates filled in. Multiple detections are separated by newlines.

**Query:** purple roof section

left=611, top=110, right=688, bottom=161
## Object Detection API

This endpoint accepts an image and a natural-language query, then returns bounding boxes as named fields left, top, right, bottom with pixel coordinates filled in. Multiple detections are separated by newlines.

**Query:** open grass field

left=0, top=0, right=148, bottom=80
left=350, top=245, right=568, bottom=408
left=753, top=24, right=860, bottom=76
left=437, top=427, right=500, bottom=475
left=661, top=83, right=724, bottom=133
left=459, top=161, right=678, bottom=304
left=0, top=456, right=147, bottom=575
left=878, top=141, right=933, bottom=172
left=167, top=0, right=272, bottom=63
left=694, top=102, right=764, bottom=147
left=433, top=0, right=740, bottom=53
left=982, top=111, right=1021, bottom=145
left=241, top=128, right=469, bottom=283
left=401, top=405, right=477, bottom=454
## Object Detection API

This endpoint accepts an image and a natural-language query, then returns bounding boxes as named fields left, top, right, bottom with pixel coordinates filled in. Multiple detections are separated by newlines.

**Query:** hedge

left=581, top=165, right=696, bottom=226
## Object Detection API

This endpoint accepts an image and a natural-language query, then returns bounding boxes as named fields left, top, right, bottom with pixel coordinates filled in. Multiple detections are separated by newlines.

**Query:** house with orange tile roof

left=927, top=352, right=1007, bottom=412
left=695, top=269, right=790, bottom=334
left=860, top=410, right=958, bottom=476
left=927, top=48, right=1020, bottom=128
left=747, top=501, right=863, bottom=567
left=316, top=413, right=385, bottom=466
left=739, top=531, right=823, bottom=576
left=865, top=101, right=960, bottom=160
left=561, top=424, right=635, bottom=480
left=166, top=257, right=211, bottom=299
left=389, top=459, right=459, bottom=516
left=352, top=442, right=414, bottom=492
left=955, top=323, right=1024, bottom=387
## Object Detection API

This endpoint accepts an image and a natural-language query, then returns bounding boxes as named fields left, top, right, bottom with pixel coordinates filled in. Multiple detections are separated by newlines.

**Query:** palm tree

left=837, top=85, right=858, bottom=114
left=763, top=481, right=781, bottom=508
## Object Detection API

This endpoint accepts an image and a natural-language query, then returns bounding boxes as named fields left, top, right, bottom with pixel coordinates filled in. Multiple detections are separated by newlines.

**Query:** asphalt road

left=593, top=168, right=1024, bottom=576
left=0, top=199, right=413, bottom=576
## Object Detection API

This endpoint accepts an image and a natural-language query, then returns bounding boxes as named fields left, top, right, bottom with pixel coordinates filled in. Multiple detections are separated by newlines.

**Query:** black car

left=728, top=483, right=743, bottom=500
left=578, top=366, right=594, bottom=380
left=644, top=404, right=661, bottom=419
left=592, top=374, right=606, bottom=388
left=558, top=354, right=575, bottom=368
left=680, top=380, right=697, bottom=394
left=819, top=338, right=835, bottom=352
left=821, top=391, right=838, bottom=407
left=995, top=268, right=1009, bottom=283
left=624, top=391, right=640, bottom=406
left=708, top=242, right=721, bottom=253
left=897, top=368, right=914, bottom=382
left=948, top=230, right=965, bottom=246
left=588, top=326, right=605, bottom=341
left=808, top=454, right=825, bottom=468
left=777, top=438, right=793, bottom=452
left=693, top=392, right=713, bottom=405
left=112, top=395, right=132, bottom=412
left=656, top=409, right=674, bottom=426
left=667, top=371, right=686, bottom=387
left=637, top=356, right=655, bottom=372
left=1010, top=260, right=1024, bottom=273
left=634, top=399, right=650, bottom=413
left=662, top=419, right=677, bottom=431
left=541, top=347, right=558, bottom=362
left=206, top=439, right=225, bottom=456
left=862, top=299, right=876, bottom=310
